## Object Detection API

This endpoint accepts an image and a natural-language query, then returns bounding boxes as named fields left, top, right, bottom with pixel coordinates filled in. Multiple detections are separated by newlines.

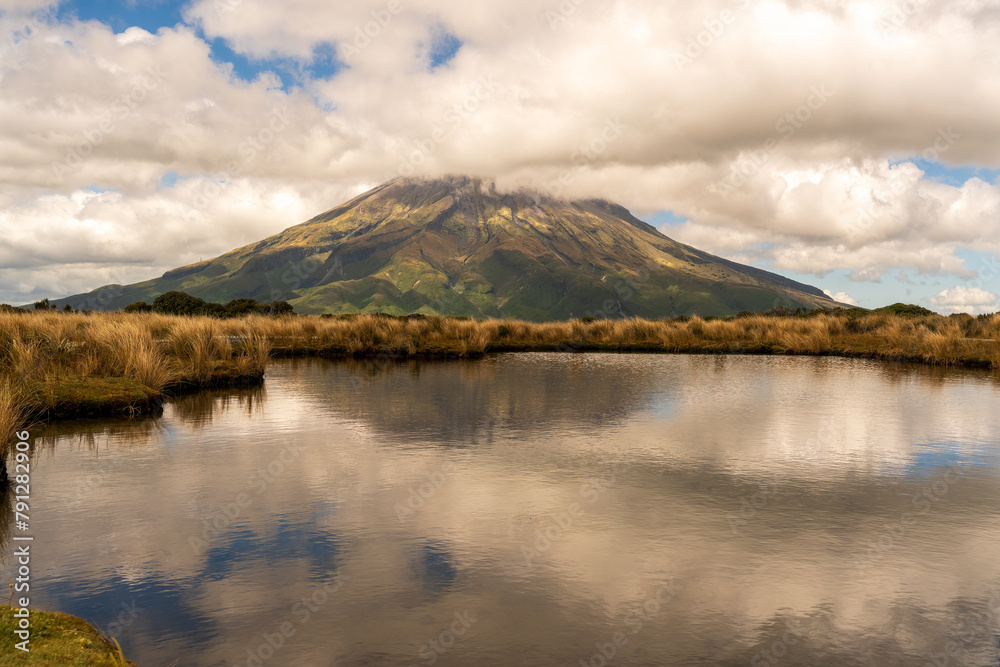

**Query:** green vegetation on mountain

left=50, top=176, right=846, bottom=319
left=123, top=292, right=294, bottom=317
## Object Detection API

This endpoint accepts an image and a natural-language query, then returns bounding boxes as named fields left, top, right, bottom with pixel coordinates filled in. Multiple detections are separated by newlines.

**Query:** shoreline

left=1, top=309, right=997, bottom=432
left=0, top=605, right=139, bottom=666
left=274, top=341, right=1000, bottom=370
left=2, top=342, right=994, bottom=450
left=17, top=338, right=998, bottom=427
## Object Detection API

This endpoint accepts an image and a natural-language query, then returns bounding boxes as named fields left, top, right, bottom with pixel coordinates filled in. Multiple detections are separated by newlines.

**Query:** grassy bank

left=0, top=605, right=137, bottom=666
left=236, top=308, right=1000, bottom=368
left=0, top=311, right=270, bottom=454
left=1, top=307, right=999, bottom=449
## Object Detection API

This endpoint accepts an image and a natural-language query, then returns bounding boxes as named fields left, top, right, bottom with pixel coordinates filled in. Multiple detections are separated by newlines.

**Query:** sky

left=0, top=0, right=999, bottom=313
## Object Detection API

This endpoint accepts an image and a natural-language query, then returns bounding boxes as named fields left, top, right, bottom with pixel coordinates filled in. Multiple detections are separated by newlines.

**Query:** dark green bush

left=152, top=291, right=209, bottom=316
left=146, top=291, right=294, bottom=318
left=875, top=303, right=934, bottom=317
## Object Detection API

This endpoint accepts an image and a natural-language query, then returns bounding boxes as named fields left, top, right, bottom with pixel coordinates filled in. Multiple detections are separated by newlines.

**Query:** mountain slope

left=56, top=176, right=846, bottom=319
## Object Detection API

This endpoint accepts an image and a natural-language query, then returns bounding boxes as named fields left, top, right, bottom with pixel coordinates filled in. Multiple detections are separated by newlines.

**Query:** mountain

left=54, top=176, right=846, bottom=319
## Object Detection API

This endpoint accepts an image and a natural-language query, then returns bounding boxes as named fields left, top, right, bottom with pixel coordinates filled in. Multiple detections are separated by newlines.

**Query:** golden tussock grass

left=0, top=311, right=272, bottom=442
left=1, top=308, right=998, bottom=447
left=212, top=309, right=999, bottom=371
left=0, top=375, right=26, bottom=458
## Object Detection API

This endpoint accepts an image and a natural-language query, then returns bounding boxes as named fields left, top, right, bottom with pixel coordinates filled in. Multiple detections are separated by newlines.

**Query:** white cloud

left=2, top=1, right=1000, bottom=303
left=0, top=0, right=59, bottom=13
left=0, top=179, right=333, bottom=304
left=823, top=290, right=859, bottom=307
left=928, top=286, right=999, bottom=315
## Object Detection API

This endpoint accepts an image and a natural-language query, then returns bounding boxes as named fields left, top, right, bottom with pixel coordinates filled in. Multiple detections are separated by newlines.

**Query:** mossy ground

left=27, top=377, right=161, bottom=419
left=0, top=605, right=137, bottom=666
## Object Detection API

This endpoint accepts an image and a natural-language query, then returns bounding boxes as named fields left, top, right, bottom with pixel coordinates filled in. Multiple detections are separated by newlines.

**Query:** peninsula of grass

left=0, top=605, right=138, bottom=666
left=0, top=311, right=271, bottom=452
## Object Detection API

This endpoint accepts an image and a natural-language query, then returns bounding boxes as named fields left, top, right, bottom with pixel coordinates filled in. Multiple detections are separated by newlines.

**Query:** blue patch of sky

left=428, top=26, right=462, bottom=69
left=954, top=247, right=1000, bottom=292
left=415, top=544, right=458, bottom=594
left=646, top=210, right=688, bottom=227
left=45, top=570, right=218, bottom=660
left=208, top=39, right=344, bottom=88
left=158, top=170, right=178, bottom=188
left=904, top=443, right=1000, bottom=479
left=777, top=258, right=1000, bottom=311
left=891, top=157, right=1000, bottom=187
left=57, top=0, right=184, bottom=34
left=58, top=0, right=344, bottom=90
left=777, top=268, right=902, bottom=309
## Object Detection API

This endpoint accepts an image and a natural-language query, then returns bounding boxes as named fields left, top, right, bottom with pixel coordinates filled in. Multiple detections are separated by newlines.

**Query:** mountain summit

left=59, top=176, right=845, bottom=319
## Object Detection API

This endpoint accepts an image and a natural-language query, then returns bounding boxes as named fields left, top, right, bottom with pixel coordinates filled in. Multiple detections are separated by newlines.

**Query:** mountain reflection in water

left=3, top=354, right=1000, bottom=666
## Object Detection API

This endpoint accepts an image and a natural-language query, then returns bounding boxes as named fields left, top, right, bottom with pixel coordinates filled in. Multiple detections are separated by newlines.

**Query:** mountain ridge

left=52, top=176, right=846, bottom=319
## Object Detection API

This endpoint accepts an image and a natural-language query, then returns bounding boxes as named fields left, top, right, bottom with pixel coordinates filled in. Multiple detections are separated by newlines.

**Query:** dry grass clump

left=0, top=311, right=272, bottom=436
left=233, top=331, right=272, bottom=377
left=87, top=319, right=179, bottom=388
left=167, top=318, right=231, bottom=384
left=0, top=375, right=26, bottom=457
left=236, top=309, right=999, bottom=369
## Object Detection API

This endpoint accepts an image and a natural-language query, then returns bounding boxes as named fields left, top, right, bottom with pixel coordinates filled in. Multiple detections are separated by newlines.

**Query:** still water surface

left=4, top=354, right=1000, bottom=666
